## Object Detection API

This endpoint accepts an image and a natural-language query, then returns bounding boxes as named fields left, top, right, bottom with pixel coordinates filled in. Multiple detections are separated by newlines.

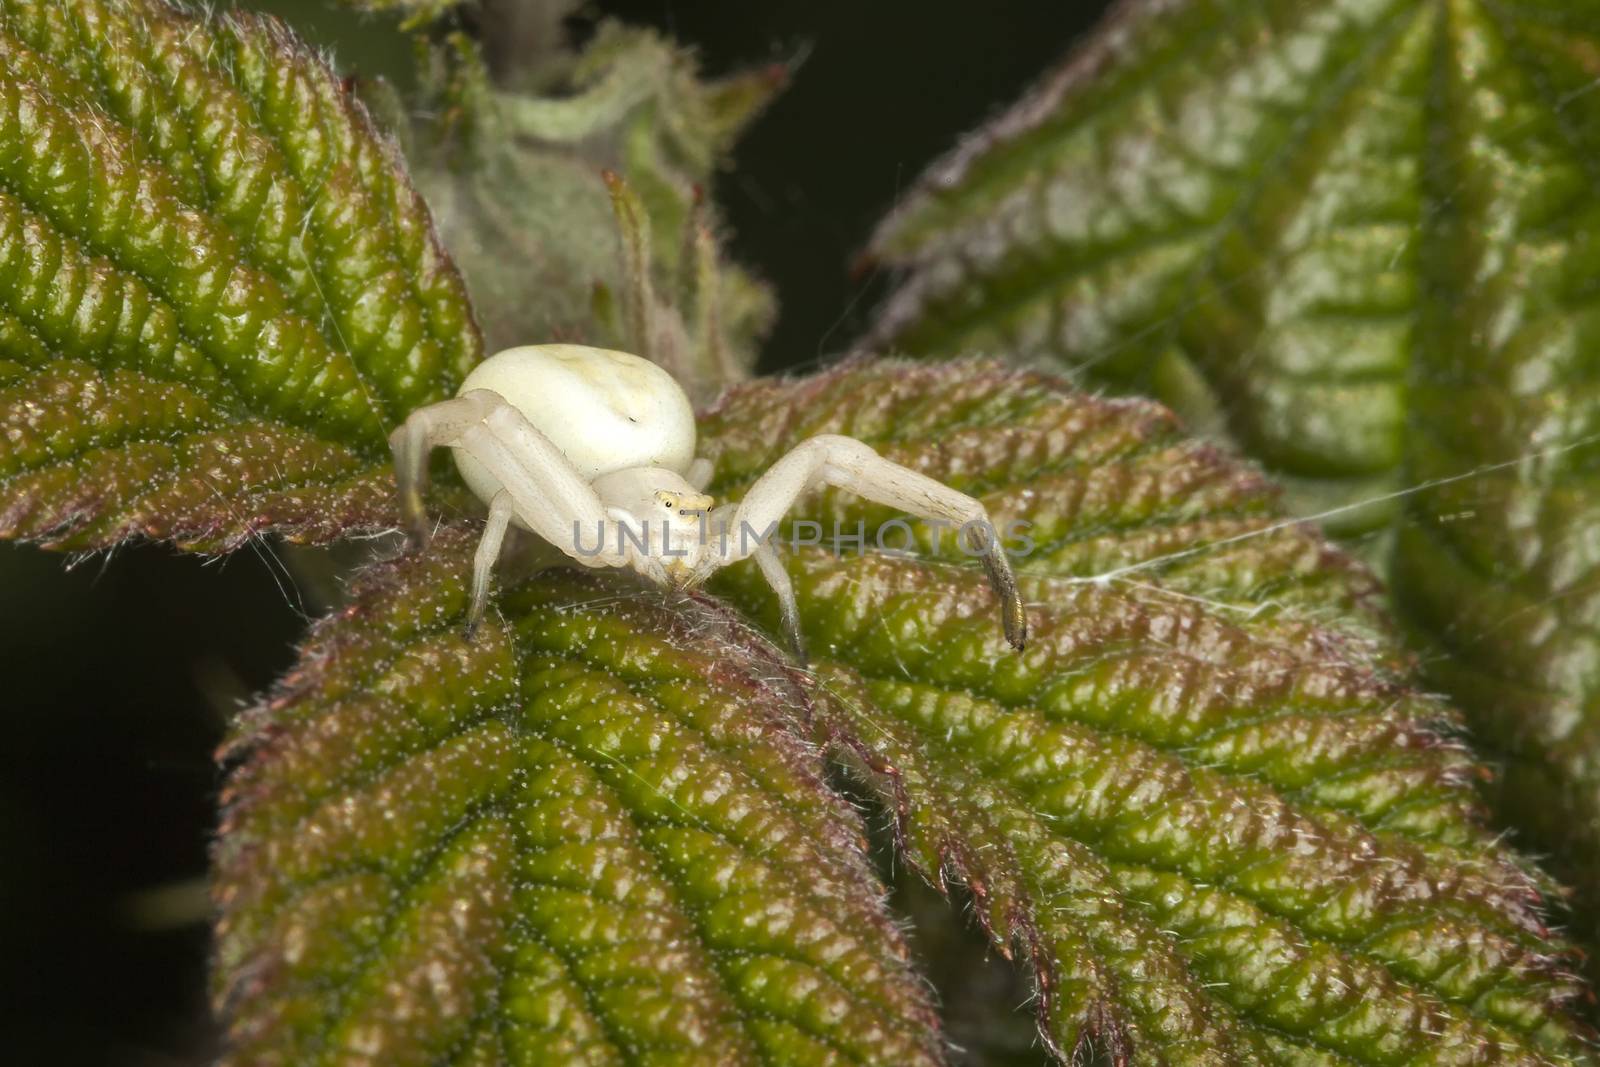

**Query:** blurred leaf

left=330, top=0, right=460, bottom=31
left=868, top=0, right=1433, bottom=535
left=867, top=0, right=1600, bottom=973
left=218, top=360, right=1594, bottom=1064
left=0, top=0, right=479, bottom=551
left=410, top=21, right=781, bottom=400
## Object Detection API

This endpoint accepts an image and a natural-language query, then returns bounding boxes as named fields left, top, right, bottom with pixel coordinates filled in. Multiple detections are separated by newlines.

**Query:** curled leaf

left=0, top=0, right=479, bottom=551
left=411, top=21, right=780, bottom=400
left=866, top=0, right=1600, bottom=973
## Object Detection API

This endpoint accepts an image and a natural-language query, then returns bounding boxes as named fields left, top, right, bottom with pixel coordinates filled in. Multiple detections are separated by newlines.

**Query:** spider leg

left=394, top=391, right=631, bottom=634
left=751, top=541, right=807, bottom=665
left=457, top=403, right=623, bottom=567
left=686, top=457, right=715, bottom=491
left=467, top=490, right=516, bottom=638
left=388, top=391, right=502, bottom=549
left=729, top=434, right=1028, bottom=651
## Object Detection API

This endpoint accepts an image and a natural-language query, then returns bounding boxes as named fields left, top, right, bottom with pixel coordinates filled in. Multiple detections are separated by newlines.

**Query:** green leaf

left=866, top=0, right=1600, bottom=973
left=0, top=0, right=479, bottom=551
left=410, top=21, right=780, bottom=401
left=213, top=525, right=944, bottom=1067
left=217, top=360, right=1594, bottom=1064
left=703, top=361, right=1591, bottom=1063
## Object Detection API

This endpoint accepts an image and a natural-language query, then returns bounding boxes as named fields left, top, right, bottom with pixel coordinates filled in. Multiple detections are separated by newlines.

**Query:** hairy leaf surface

left=218, top=360, right=1595, bottom=1065
left=0, top=0, right=478, bottom=551
left=703, top=361, right=1592, bottom=1064
left=867, top=0, right=1600, bottom=972
left=214, top=526, right=943, bottom=1067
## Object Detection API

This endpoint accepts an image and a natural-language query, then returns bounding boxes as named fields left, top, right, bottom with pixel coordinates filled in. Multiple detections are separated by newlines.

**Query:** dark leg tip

left=782, top=614, right=809, bottom=668
left=403, top=519, right=433, bottom=555
left=1003, top=606, right=1028, bottom=653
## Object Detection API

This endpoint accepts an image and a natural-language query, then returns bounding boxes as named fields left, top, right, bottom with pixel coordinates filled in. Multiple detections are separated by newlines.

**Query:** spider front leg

left=751, top=540, right=807, bottom=664
left=696, top=501, right=807, bottom=663
left=729, top=434, right=1028, bottom=650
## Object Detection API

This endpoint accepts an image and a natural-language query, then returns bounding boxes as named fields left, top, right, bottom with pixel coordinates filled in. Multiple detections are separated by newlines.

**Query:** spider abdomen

left=451, top=345, right=698, bottom=505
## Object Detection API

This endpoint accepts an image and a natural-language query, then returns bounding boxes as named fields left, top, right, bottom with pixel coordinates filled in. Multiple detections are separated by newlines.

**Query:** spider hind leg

left=388, top=392, right=501, bottom=550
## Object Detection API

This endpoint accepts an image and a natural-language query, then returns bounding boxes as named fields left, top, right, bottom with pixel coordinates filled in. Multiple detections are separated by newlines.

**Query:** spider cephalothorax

left=390, top=344, right=1027, bottom=661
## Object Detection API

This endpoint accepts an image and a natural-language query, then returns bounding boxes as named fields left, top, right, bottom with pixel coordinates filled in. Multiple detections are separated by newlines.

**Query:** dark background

left=0, top=2, right=1113, bottom=1062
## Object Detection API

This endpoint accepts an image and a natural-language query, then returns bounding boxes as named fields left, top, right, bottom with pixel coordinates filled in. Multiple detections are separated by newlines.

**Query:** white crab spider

left=389, top=344, right=1028, bottom=661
